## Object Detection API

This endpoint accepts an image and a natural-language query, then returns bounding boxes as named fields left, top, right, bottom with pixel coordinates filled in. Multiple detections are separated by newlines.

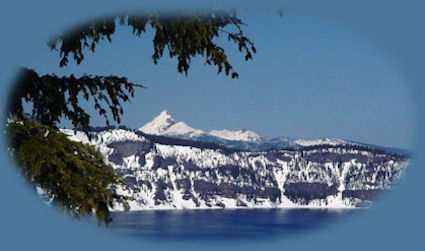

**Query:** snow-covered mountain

left=138, top=110, right=176, bottom=135
left=138, top=110, right=359, bottom=151
left=139, top=110, right=204, bottom=138
left=61, top=128, right=409, bottom=211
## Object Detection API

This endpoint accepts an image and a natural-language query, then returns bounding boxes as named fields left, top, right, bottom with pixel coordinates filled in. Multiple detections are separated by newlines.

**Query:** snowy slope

left=62, top=128, right=409, bottom=211
left=163, top=122, right=204, bottom=137
left=209, top=129, right=260, bottom=142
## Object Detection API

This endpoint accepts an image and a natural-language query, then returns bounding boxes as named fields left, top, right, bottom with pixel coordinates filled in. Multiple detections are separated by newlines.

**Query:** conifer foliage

left=7, top=120, right=131, bottom=224
left=8, top=68, right=143, bottom=137
left=48, top=11, right=256, bottom=79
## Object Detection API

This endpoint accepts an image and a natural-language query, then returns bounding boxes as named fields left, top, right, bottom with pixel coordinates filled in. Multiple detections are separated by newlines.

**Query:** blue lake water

left=94, top=209, right=357, bottom=242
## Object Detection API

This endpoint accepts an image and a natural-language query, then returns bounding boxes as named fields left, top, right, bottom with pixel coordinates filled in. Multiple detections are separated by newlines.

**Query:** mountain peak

left=159, top=109, right=171, bottom=117
left=138, top=110, right=204, bottom=137
left=138, top=110, right=176, bottom=135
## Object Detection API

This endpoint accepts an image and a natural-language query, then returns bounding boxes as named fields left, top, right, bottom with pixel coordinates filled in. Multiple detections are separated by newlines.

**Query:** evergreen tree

left=7, top=120, right=131, bottom=224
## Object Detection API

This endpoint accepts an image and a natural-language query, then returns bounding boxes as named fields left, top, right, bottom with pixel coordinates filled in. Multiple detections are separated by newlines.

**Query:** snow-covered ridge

left=209, top=129, right=260, bottom=142
left=293, top=138, right=349, bottom=147
left=62, top=128, right=409, bottom=211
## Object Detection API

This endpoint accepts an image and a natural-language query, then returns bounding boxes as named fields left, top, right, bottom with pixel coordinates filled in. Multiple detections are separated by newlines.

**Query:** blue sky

left=22, top=10, right=413, bottom=148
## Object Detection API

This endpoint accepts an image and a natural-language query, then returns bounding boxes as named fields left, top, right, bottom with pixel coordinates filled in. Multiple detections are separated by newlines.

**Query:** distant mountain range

left=137, top=110, right=404, bottom=153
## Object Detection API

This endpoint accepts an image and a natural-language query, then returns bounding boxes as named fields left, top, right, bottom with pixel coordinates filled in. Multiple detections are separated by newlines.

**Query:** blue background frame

left=0, top=1, right=423, bottom=250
